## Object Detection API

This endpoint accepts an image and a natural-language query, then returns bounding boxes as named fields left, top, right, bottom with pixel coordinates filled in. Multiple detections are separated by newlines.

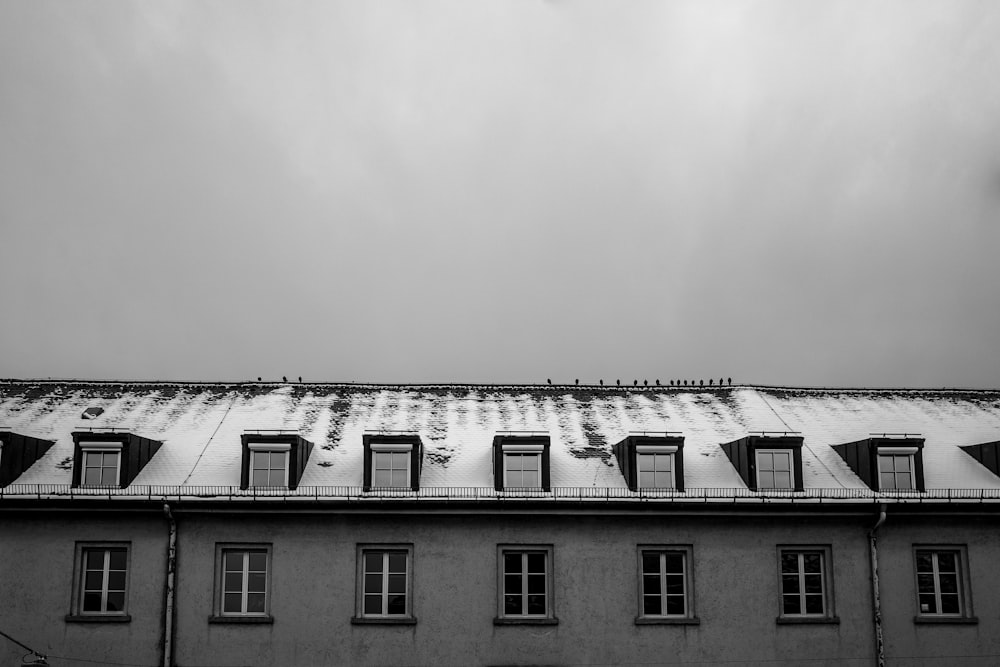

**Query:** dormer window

left=72, top=431, right=162, bottom=489
left=240, top=432, right=313, bottom=490
left=362, top=433, right=422, bottom=491
left=960, top=440, right=1000, bottom=478
left=0, top=430, right=55, bottom=487
left=81, top=443, right=122, bottom=487
left=493, top=434, right=551, bottom=491
left=614, top=434, right=685, bottom=491
left=720, top=434, right=804, bottom=492
left=832, top=435, right=925, bottom=492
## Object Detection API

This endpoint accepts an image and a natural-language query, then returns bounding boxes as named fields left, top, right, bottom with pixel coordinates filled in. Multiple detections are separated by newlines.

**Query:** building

left=2, top=379, right=1000, bottom=667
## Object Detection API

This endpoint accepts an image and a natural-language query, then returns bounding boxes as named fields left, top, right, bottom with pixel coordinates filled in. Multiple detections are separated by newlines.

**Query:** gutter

left=163, top=503, right=177, bottom=667
left=868, top=504, right=887, bottom=667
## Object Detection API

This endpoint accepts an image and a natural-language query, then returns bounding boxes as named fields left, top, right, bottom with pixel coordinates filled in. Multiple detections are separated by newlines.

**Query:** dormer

left=960, top=440, right=1000, bottom=478
left=493, top=432, right=551, bottom=491
left=240, top=431, right=313, bottom=490
left=0, top=429, right=55, bottom=486
left=832, top=434, right=925, bottom=491
left=721, top=433, right=804, bottom=491
left=613, top=432, right=685, bottom=491
left=72, top=430, right=162, bottom=488
left=362, top=432, right=423, bottom=491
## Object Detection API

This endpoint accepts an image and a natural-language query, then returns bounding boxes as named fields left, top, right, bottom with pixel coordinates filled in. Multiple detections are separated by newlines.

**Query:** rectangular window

left=756, top=449, right=793, bottom=489
left=777, top=547, right=835, bottom=621
left=73, top=545, right=129, bottom=617
left=878, top=453, right=914, bottom=490
left=355, top=545, right=414, bottom=621
left=372, top=451, right=410, bottom=488
left=915, top=548, right=971, bottom=618
left=80, top=444, right=122, bottom=487
left=638, top=547, right=695, bottom=621
left=214, top=545, right=271, bottom=619
left=248, top=443, right=290, bottom=487
left=637, top=452, right=675, bottom=489
left=504, top=453, right=540, bottom=489
left=497, top=546, right=554, bottom=621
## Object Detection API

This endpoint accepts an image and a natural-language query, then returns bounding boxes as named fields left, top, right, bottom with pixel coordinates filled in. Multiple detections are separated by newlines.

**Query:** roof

left=2, top=380, right=1000, bottom=496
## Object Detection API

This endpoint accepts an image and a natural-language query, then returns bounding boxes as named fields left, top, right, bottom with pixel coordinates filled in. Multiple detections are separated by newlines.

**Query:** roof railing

left=496, top=430, right=548, bottom=437
left=73, top=426, right=130, bottom=433
left=243, top=428, right=299, bottom=435
left=628, top=431, right=684, bottom=436
left=870, top=432, right=922, bottom=438
left=750, top=431, right=802, bottom=437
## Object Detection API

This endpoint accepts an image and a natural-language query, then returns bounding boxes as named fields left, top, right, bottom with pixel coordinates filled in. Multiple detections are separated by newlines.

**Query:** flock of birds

left=253, top=376, right=734, bottom=387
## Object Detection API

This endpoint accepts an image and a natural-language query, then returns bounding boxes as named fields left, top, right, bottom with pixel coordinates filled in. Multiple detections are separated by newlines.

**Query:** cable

left=0, top=627, right=46, bottom=660
left=180, top=391, right=238, bottom=484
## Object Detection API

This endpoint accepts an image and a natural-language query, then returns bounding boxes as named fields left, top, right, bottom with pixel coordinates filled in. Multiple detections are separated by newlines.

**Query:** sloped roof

left=3, top=380, right=1000, bottom=494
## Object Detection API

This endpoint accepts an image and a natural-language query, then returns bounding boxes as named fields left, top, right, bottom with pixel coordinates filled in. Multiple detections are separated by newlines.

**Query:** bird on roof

left=282, top=376, right=287, bottom=383
left=257, top=377, right=262, bottom=382
left=728, top=377, right=732, bottom=385
left=575, top=379, right=579, bottom=385
left=616, top=379, right=621, bottom=386
left=298, top=376, right=302, bottom=383
left=656, top=379, right=661, bottom=386
left=644, top=380, right=648, bottom=386
left=599, top=379, right=604, bottom=386
left=547, top=378, right=552, bottom=385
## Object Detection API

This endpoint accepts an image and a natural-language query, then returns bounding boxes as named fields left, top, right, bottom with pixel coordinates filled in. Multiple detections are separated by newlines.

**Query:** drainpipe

left=163, top=503, right=177, bottom=667
left=868, top=504, right=887, bottom=667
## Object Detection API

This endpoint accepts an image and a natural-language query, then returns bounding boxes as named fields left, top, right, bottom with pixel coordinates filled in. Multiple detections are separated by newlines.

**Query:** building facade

left=2, top=380, right=1000, bottom=666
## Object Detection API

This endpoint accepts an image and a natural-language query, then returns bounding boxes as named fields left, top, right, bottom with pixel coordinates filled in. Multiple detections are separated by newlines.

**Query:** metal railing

left=2, top=484, right=1000, bottom=503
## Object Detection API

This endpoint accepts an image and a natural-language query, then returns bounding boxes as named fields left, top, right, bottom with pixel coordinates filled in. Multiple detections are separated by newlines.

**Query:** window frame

left=247, top=442, right=291, bottom=487
left=912, top=545, right=976, bottom=624
left=67, top=542, right=131, bottom=623
left=493, top=435, right=551, bottom=492
left=635, top=545, right=698, bottom=625
left=370, top=443, right=413, bottom=489
left=352, top=544, right=416, bottom=625
left=755, top=449, right=794, bottom=490
left=502, top=449, right=543, bottom=489
left=495, top=544, right=556, bottom=625
left=210, top=543, right=273, bottom=624
left=78, top=442, right=123, bottom=488
left=636, top=446, right=677, bottom=490
left=776, top=545, right=838, bottom=624
left=877, top=447, right=917, bottom=490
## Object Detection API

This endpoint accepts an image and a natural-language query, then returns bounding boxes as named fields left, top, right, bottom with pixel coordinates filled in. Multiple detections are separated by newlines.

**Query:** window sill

left=208, top=615, right=274, bottom=624
left=776, top=616, right=840, bottom=625
left=493, top=617, right=558, bottom=626
left=635, top=616, right=700, bottom=625
left=351, top=616, right=417, bottom=625
left=914, top=616, right=978, bottom=625
left=65, top=614, right=131, bottom=624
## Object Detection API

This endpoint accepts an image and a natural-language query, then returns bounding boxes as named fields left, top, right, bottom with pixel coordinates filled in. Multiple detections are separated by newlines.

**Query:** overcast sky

left=1, top=1, right=998, bottom=388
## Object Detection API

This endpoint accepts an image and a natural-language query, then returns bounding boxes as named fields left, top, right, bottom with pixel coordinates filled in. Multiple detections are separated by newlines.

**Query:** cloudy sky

left=1, top=1, right=998, bottom=387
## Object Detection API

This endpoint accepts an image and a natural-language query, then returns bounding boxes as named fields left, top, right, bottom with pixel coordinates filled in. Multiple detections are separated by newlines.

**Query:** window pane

left=919, top=594, right=936, bottom=613
left=84, top=468, right=102, bottom=486
left=665, top=595, right=685, bottom=616
left=782, top=574, right=800, bottom=594
left=780, top=553, right=798, bottom=573
left=526, top=553, right=545, bottom=574
left=224, top=572, right=243, bottom=593
left=666, top=574, right=685, bottom=595
left=365, top=552, right=383, bottom=573
left=390, top=470, right=408, bottom=487
left=941, top=595, right=960, bottom=614
left=247, top=552, right=267, bottom=572
left=387, top=553, right=406, bottom=573
left=246, top=593, right=265, bottom=613
left=387, top=595, right=406, bottom=615
left=82, top=592, right=102, bottom=612
left=643, top=596, right=661, bottom=615
left=107, top=571, right=126, bottom=592
left=642, top=554, right=660, bottom=574
left=527, top=594, right=546, bottom=615
left=915, top=553, right=933, bottom=572
left=774, top=471, right=792, bottom=488
left=939, top=574, right=958, bottom=594
left=223, top=592, right=242, bottom=613
left=521, top=455, right=538, bottom=471
left=505, top=574, right=522, bottom=594
left=783, top=595, right=801, bottom=615
left=504, top=595, right=522, bottom=615
left=270, top=452, right=287, bottom=469
left=225, top=552, right=244, bottom=572
left=759, top=471, right=775, bottom=488
left=85, top=550, right=105, bottom=569
left=894, top=472, right=912, bottom=489
left=805, top=595, right=824, bottom=614
left=108, top=549, right=127, bottom=570
left=247, top=572, right=266, bottom=594
left=916, top=573, right=936, bottom=593
left=364, top=594, right=382, bottom=615
left=387, top=574, right=406, bottom=595
left=643, top=574, right=661, bottom=595
left=106, top=592, right=125, bottom=612
left=937, top=552, right=957, bottom=572
left=365, top=573, right=383, bottom=594
left=639, top=471, right=654, bottom=488
left=880, top=472, right=896, bottom=489
left=252, top=469, right=270, bottom=486
left=803, top=553, right=821, bottom=573
left=527, top=574, right=545, bottom=595
left=664, top=553, right=684, bottom=574
left=506, top=471, right=523, bottom=487
left=373, top=470, right=391, bottom=486
left=803, top=574, right=822, bottom=594
left=504, top=553, right=522, bottom=574
left=773, top=453, right=790, bottom=471
left=85, top=571, right=104, bottom=591
left=252, top=453, right=269, bottom=470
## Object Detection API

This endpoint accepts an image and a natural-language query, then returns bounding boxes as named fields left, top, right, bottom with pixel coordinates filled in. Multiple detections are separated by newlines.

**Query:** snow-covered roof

left=2, top=380, right=1000, bottom=494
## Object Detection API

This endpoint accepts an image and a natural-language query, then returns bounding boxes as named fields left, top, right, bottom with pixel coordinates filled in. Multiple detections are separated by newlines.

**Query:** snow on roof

left=2, top=381, right=1000, bottom=490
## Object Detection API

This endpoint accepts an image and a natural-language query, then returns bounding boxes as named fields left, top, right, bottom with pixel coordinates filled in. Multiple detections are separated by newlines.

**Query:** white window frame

left=501, top=443, right=544, bottom=489
left=247, top=442, right=291, bottom=487
left=637, top=546, right=695, bottom=621
left=913, top=546, right=973, bottom=619
left=877, top=446, right=917, bottom=490
left=79, top=442, right=123, bottom=488
left=497, top=545, right=554, bottom=621
left=214, top=544, right=272, bottom=619
left=777, top=546, right=835, bottom=621
left=636, top=445, right=678, bottom=489
left=756, top=449, right=794, bottom=490
left=370, top=443, right=412, bottom=489
left=71, top=542, right=130, bottom=618
left=355, top=544, right=414, bottom=621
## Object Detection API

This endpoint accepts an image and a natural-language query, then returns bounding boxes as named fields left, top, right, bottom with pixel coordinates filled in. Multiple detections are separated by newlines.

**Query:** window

left=212, top=545, right=272, bottom=622
left=637, top=547, right=697, bottom=624
left=496, top=545, right=555, bottom=623
left=914, top=547, right=975, bottom=622
left=777, top=547, right=836, bottom=623
left=637, top=451, right=675, bottom=489
left=757, top=449, right=793, bottom=489
left=353, top=545, right=415, bottom=624
left=504, top=453, right=541, bottom=488
left=248, top=444, right=289, bottom=487
left=878, top=448, right=916, bottom=490
left=68, top=543, right=130, bottom=622
left=371, top=445, right=411, bottom=488
left=720, top=435, right=802, bottom=492
left=80, top=443, right=122, bottom=487
left=493, top=435, right=550, bottom=491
